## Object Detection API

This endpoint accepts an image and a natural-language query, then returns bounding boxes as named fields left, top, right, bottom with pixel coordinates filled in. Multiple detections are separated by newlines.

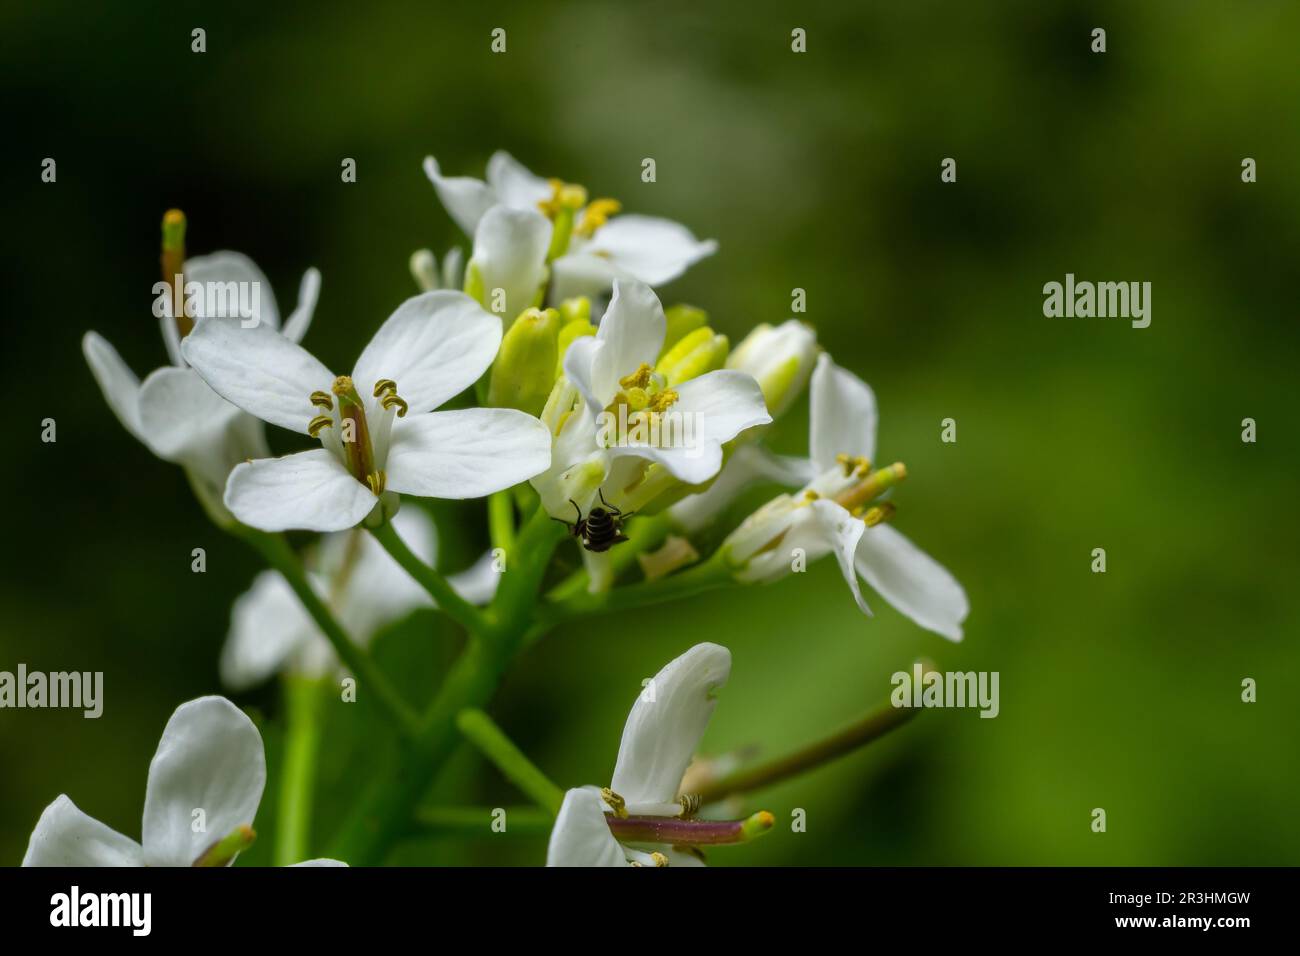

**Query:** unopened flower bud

left=488, top=307, right=561, bottom=416
left=655, top=326, right=729, bottom=386
left=660, top=304, right=709, bottom=358
left=727, top=320, right=818, bottom=420
left=409, top=249, right=439, bottom=292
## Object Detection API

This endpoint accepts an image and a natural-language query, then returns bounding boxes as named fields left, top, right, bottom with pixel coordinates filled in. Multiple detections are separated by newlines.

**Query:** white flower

left=720, top=354, right=969, bottom=641
left=465, top=205, right=552, bottom=325
left=22, top=696, right=343, bottom=867
left=180, top=291, right=553, bottom=533
left=84, top=254, right=320, bottom=522
left=424, top=151, right=716, bottom=303
left=548, top=643, right=771, bottom=867
left=534, top=279, right=769, bottom=519
left=221, top=507, right=501, bottom=689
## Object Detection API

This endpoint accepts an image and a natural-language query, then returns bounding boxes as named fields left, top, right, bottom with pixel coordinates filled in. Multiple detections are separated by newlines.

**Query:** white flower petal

left=334, top=508, right=436, bottom=639
left=669, top=444, right=812, bottom=532
left=141, top=697, right=266, bottom=867
left=281, top=267, right=321, bottom=345
left=185, top=251, right=280, bottom=330
left=385, top=408, right=552, bottom=500
left=22, top=795, right=144, bottom=867
left=809, top=500, right=871, bottom=615
left=549, top=251, right=619, bottom=303
left=670, top=370, right=772, bottom=446
left=561, top=335, right=603, bottom=412
left=855, top=524, right=969, bottom=641
left=588, top=279, right=666, bottom=403
left=224, top=450, right=379, bottom=533
left=137, top=366, right=243, bottom=463
left=606, top=440, right=723, bottom=487
left=585, top=214, right=717, bottom=286
left=182, top=318, right=334, bottom=434
left=485, top=150, right=551, bottom=209
left=610, top=643, right=731, bottom=806
left=221, top=570, right=318, bottom=690
left=82, top=331, right=145, bottom=444
left=547, top=788, right=627, bottom=867
left=469, top=205, right=551, bottom=324
left=447, top=549, right=503, bottom=606
left=810, top=353, right=877, bottom=473
left=352, top=292, right=502, bottom=415
left=423, top=155, right=496, bottom=236
left=290, top=858, right=349, bottom=866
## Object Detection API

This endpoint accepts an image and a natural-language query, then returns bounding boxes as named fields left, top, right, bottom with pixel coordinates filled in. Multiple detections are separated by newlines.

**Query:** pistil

left=605, top=810, right=774, bottom=846
left=835, top=461, right=908, bottom=513
left=160, top=209, right=191, bottom=338
left=332, top=376, right=383, bottom=494
left=192, top=824, right=256, bottom=867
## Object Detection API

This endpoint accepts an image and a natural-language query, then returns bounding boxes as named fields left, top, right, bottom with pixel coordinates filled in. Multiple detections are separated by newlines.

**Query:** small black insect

left=554, top=490, right=633, bottom=553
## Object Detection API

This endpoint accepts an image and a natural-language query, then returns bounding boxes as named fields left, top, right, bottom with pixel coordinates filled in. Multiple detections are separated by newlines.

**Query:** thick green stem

left=408, top=805, right=553, bottom=837
left=274, top=674, right=325, bottom=866
left=693, top=662, right=935, bottom=805
left=240, top=528, right=419, bottom=737
left=370, top=519, right=488, bottom=636
left=456, top=708, right=565, bottom=814
left=329, top=508, right=566, bottom=864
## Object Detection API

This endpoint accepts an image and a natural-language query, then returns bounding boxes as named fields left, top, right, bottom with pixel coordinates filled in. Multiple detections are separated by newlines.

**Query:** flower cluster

left=34, top=150, right=969, bottom=867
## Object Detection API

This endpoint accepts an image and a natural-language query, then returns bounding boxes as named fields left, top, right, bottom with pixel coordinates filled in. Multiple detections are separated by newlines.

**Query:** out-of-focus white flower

left=719, top=354, right=969, bottom=641
left=84, top=250, right=320, bottom=524
left=423, top=151, right=716, bottom=304
left=547, top=643, right=772, bottom=867
left=221, top=507, right=500, bottom=689
left=181, top=291, right=552, bottom=532
left=409, top=247, right=465, bottom=292
left=22, top=696, right=344, bottom=867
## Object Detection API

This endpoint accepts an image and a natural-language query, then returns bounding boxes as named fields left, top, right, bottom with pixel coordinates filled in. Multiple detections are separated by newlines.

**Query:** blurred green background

left=2, top=0, right=1297, bottom=866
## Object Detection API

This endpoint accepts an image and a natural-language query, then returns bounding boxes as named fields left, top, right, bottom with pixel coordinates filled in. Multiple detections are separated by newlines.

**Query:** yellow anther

left=601, top=787, right=629, bottom=819
left=802, top=489, right=820, bottom=502
left=837, top=452, right=871, bottom=477
left=308, top=415, right=334, bottom=438
left=648, top=389, right=678, bottom=414
left=863, top=502, right=896, bottom=527
left=372, top=378, right=397, bottom=398
left=310, top=391, right=334, bottom=410
left=365, top=471, right=386, bottom=495
left=575, top=197, right=622, bottom=238
left=539, top=178, right=588, bottom=217
left=650, top=851, right=669, bottom=867
left=619, top=364, right=653, bottom=390
left=679, top=793, right=702, bottom=818
left=381, top=393, right=409, bottom=417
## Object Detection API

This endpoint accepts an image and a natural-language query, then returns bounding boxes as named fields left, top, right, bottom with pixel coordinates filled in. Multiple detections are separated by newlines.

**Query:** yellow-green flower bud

left=558, top=295, right=592, bottom=326
left=488, top=307, right=561, bottom=416
left=655, top=326, right=729, bottom=386
left=659, top=304, right=709, bottom=359
left=727, top=320, right=818, bottom=420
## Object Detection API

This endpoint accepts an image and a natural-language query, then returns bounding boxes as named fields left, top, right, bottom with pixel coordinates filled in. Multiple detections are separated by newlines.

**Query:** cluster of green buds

left=488, top=296, right=596, bottom=417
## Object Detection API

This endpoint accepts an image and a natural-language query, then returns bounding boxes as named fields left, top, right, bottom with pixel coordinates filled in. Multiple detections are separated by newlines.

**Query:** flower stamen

left=575, top=198, right=622, bottom=238
left=310, top=390, right=334, bottom=410
left=601, top=787, right=629, bottom=819
left=308, top=414, right=333, bottom=438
